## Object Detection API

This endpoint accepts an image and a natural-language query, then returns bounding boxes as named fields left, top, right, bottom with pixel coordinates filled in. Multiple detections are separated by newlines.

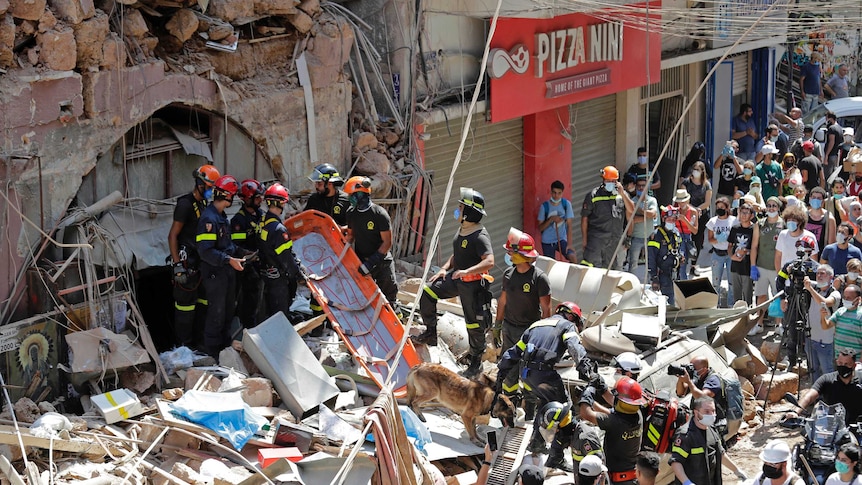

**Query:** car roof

left=824, top=96, right=862, bottom=115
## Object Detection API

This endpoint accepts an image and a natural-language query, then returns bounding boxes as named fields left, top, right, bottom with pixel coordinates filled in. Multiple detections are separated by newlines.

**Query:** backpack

left=542, top=200, right=571, bottom=223
left=712, top=371, right=744, bottom=421
left=641, top=390, right=689, bottom=453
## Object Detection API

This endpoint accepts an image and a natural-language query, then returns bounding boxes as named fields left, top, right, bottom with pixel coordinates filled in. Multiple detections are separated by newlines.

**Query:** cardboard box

left=91, top=389, right=144, bottom=424
left=258, top=447, right=302, bottom=468
left=673, top=278, right=718, bottom=311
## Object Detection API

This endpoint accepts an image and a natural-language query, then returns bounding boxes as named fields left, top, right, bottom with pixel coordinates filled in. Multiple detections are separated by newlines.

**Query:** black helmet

left=538, top=401, right=572, bottom=429
left=308, top=163, right=344, bottom=185
left=459, top=187, right=486, bottom=222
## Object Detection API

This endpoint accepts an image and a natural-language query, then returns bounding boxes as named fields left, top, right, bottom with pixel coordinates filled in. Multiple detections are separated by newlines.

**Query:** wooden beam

left=57, top=276, right=117, bottom=296
left=0, top=425, right=119, bottom=458
left=294, top=313, right=327, bottom=336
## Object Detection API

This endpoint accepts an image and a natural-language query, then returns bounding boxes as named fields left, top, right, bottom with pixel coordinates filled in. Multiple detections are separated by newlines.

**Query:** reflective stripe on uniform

left=231, top=233, right=247, bottom=240
left=423, top=286, right=440, bottom=300
left=647, top=423, right=661, bottom=445
left=260, top=230, right=269, bottom=241
left=573, top=450, right=602, bottom=462
left=502, top=382, right=519, bottom=392
left=580, top=260, right=594, bottom=267
left=778, top=270, right=788, bottom=279
left=591, top=195, right=619, bottom=203
left=310, top=303, right=322, bottom=311
left=196, top=233, right=217, bottom=242
left=175, top=303, right=195, bottom=312
left=197, top=298, right=208, bottom=306
left=672, top=446, right=689, bottom=458
left=275, top=240, right=293, bottom=254
left=521, top=381, right=533, bottom=391
left=690, top=447, right=704, bottom=454
left=648, top=240, right=661, bottom=248
left=516, top=340, right=527, bottom=350
left=465, top=322, right=480, bottom=329
left=562, top=331, right=577, bottom=341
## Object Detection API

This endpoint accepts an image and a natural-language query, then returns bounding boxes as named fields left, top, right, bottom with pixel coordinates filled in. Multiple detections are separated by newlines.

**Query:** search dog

left=406, top=362, right=515, bottom=444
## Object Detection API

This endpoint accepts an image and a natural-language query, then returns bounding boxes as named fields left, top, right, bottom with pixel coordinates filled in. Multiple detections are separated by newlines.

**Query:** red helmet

left=503, top=227, right=539, bottom=258
left=194, top=165, right=221, bottom=187
left=264, top=183, right=289, bottom=205
left=555, top=301, right=582, bottom=319
left=615, top=376, right=647, bottom=405
left=213, top=175, right=239, bottom=199
left=239, top=179, right=264, bottom=201
left=661, top=205, right=680, bottom=219
left=601, top=165, right=619, bottom=181
left=795, top=235, right=817, bottom=252
left=344, top=176, right=372, bottom=195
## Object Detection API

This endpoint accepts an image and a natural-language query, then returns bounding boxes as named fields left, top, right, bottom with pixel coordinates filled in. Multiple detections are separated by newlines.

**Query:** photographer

left=674, top=357, right=729, bottom=432
left=776, top=235, right=819, bottom=369
left=784, top=348, right=862, bottom=424
left=802, top=264, right=841, bottom=381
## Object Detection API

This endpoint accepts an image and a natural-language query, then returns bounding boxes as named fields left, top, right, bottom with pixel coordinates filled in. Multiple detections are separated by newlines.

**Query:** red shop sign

left=488, top=2, right=662, bottom=123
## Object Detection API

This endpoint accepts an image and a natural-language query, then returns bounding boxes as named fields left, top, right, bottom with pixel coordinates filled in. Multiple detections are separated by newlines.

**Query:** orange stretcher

left=285, top=210, right=422, bottom=398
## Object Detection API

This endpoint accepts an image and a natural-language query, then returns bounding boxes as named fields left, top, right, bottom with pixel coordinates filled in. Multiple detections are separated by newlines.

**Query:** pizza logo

left=461, top=240, right=468, bottom=248
left=523, top=283, right=531, bottom=292
left=333, top=206, right=341, bottom=214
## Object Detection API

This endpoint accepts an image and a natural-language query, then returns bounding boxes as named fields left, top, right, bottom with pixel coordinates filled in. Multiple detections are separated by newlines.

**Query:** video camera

left=668, top=363, right=696, bottom=378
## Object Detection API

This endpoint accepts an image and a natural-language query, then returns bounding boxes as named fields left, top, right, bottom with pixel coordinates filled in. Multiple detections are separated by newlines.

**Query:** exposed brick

left=38, top=27, right=77, bottom=71
left=10, top=0, right=46, bottom=20
left=253, top=0, right=297, bottom=16
left=73, top=9, right=108, bottom=69
left=287, top=9, right=312, bottom=34
left=121, top=7, right=148, bottom=38
left=37, top=8, right=56, bottom=32
left=297, top=0, right=319, bottom=16
left=49, top=0, right=95, bottom=24
left=0, top=13, right=13, bottom=68
left=100, top=32, right=125, bottom=70
left=208, top=0, right=252, bottom=23
left=165, top=8, right=197, bottom=42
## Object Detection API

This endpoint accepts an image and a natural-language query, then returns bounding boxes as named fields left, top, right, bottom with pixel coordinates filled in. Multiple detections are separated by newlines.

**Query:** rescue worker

left=579, top=377, right=645, bottom=485
left=258, top=183, right=303, bottom=320
left=414, top=188, right=494, bottom=378
left=496, top=302, right=590, bottom=472
left=168, top=164, right=220, bottom=348
left=230, top=179, right=265, bottom=329
left=304, top=163, right=349, bottom=226
left=581, top=166, right=635, bottom=269
left=196, top=175, right=247, bottom=357
left=648, top=206, right=683, bottom=304
left=599, top=352, right=645, bottom=407
left=343, top=176, right=400, bottom=315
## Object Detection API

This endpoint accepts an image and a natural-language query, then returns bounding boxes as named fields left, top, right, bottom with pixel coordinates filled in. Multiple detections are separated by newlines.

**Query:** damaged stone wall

left=0, top=0, right=355, bottom=308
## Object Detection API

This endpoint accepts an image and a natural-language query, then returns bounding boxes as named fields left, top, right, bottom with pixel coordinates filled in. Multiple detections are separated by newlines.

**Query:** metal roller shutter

left=423, top=116, right=524, bottom=293
left=569, top=95, right=617, bottom=253
left=730, top=52, right=749, bottom=96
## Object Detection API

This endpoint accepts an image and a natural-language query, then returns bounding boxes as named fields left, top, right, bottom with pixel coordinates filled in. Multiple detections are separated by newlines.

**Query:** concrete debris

left=121, top=7, right=149, bottom=38
left=165, top=8, right=198, bottom=42
left=37, top=26, right=76, bottom=70
left=48, top=0, right=94, bottom=24
left=10, top=0, right=46, bottom=21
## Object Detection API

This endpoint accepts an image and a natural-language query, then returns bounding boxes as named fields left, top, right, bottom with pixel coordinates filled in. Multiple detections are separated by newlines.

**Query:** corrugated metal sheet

left=730, top=52, right=749, bottom=96
left=569, top=95, right=617, bottom=254
left=422, top=116, right=524, bottom=291
left=642, top=65, right=685, bottom=100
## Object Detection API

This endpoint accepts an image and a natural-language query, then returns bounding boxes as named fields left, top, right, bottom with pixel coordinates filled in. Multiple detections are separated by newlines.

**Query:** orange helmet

left=264, top=183, right=289, bottom=206
left=344, top=176, right=372, bottom=195
left=213, top=175, right=238, bottom=200
left=601, top=166, right=619, bottom=181
left=194, top=165, right=221, bottom=187
left=503, top=227, right=538, bottom=258
left=615, top=376, right=647, bottom=405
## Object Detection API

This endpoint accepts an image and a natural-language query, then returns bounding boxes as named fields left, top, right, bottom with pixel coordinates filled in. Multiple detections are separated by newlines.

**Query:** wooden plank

left=56, top=276, right=117, bottom=296
left=398, top=290, right=464, bottom=316
left=0, top=425, right=113, bottom=457
left=0, top=454, right=26, bottom=485
left=127, top=298, right=170, bottom=386
left=294, top=313, right=327, bottom=336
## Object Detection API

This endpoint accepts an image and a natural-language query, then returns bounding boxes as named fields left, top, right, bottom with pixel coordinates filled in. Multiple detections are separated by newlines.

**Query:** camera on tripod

left=668, top=363, right=696, bottom=378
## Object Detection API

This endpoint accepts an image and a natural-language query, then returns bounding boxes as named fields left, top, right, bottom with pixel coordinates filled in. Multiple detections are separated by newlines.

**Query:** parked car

left=802, top=96, right=862, bottom=142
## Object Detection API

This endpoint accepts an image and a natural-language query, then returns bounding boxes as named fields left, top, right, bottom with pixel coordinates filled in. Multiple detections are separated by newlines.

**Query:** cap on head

left=579, top=455, right=608, bottom=477
left=759, top=440, right=791, bottom=463
left=761, top=144, right=779, bottom=155
left=802, top=140, right=815, bottom=151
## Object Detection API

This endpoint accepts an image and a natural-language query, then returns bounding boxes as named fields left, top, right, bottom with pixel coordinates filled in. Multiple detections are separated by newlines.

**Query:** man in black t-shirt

left=714, top=140, right=743, bottom=199
left=824, top=112, right=844, bottom=177
left=343, top=176, right=399, bottom=314
left=304, top=163, right=350, bottom=226
left=626, top=146, right=661, bottom=192
left=798, top=140, right=825, bottom=191
left=786, top=348, right=862, bottom=423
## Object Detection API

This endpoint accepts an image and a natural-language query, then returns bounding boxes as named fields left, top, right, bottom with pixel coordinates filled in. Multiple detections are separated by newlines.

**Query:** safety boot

left=526, top=431, right=547, bottom=455
left=460, top=353, right=483, bottom=378
left=411, top=327, right=438, bottom=346
left=523, top=398, right=537, bottom=422
left=545, top=448, right=574, bottom=473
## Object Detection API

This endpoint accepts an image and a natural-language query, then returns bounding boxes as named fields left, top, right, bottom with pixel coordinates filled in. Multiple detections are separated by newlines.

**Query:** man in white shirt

left=706, top=197, right=738, bottom=307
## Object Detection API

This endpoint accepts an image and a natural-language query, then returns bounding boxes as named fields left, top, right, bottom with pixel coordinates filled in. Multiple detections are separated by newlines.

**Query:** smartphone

left=487, top=430, right=498, bottom=451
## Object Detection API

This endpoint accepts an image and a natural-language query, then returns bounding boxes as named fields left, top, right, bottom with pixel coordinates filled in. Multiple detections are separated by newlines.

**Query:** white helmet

left=612, top=352, right=643, bottom=376
left=759, top=440, right=791, bottom=463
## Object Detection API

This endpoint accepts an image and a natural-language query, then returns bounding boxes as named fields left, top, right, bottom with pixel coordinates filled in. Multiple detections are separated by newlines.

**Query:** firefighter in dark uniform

left=230, top=179, right=264, bottom=329
left=581, top=165, right=634, bottom=268
left=648, top=206, right=683, bottom=305
left=495, top=302, right=590, bottom=471
left=413, top=187, right=494, bottom=378
left=776, top=235, right=819, bottom=369
left=344, top=176, right=400, bottom=314
left=196, top=175, right=247, bottom=357
left=304, top=163, right=349, bottom=316
left=579, top=376, right=646, bottom=485
left=168, top=164, right=220, bottom=348
left=258, top=183, right=302, bottom=320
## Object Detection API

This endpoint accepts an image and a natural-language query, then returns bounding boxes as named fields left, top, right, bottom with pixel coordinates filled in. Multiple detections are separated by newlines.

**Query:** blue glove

left=750, top=266, right=760, bottom=281
left=722, top=144, right=734, bottom=158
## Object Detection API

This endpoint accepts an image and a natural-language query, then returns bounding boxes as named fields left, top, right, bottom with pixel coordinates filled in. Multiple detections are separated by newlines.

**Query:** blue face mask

left=787, top=221, right=798, bottom=232
left=743, top=168, right=752, bottom=176
left=813, top=61, right=821, bottom=66
left=453, top=207, right=461, bottom=220
left=836, top=461, right=851, bottom=474
left=835, top=193, right=845, bottom=200
left=636, top=190, right=643, bottom=197
left=203, top=188, right=213, bottom=200
left=810, top=198, right=823, bottom=209
left=504, top=253, right=513, bottom=266
left=604, top=182, right=617, bottom=193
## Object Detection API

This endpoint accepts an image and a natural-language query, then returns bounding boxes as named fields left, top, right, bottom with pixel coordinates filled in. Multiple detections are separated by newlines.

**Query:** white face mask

left=605, top=182, right=617, bottom=193
left=849, top=271, right=859, bottom=280
left=750, top=186, right=762, bottom=195
left=837, top=233, right=847, bottom=244
left=665, top=221, right=677, bottom=232
left=817, top=279, right=831, bottom=289
left=698, top=413, right=716, bottom=427
left=767, top=211, right=779, bottom=218
left=844, top=299, right=857, bottom=310
left=692, top=170, right=701, bottom=179
left=638, top=156, right=648, bottom=165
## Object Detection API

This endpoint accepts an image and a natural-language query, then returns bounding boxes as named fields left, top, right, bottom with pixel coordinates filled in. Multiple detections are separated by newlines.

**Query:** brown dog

left=406, top=362, right=515, bottom=443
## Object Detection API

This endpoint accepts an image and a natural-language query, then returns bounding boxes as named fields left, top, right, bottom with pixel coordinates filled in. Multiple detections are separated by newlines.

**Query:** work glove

left=575, top=357, right=596, bottom=381
left=172, top=263, right=188, bottom=285
left=359, top=252, right=385, bottom=275
left=750, top=266, right=760, bottom=281
left=589, top=375, right=608, bottom=396
left=578, top=386, right=596, bottom=407
left=735, top=470, right=748, bottom=480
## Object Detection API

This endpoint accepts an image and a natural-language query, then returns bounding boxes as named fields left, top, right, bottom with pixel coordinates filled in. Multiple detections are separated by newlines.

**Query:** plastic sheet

left=170, top=390, right=267, bottom=450
left=159, top=346, right=195, bottom=375
left=399, top=406, right=432, bottom=454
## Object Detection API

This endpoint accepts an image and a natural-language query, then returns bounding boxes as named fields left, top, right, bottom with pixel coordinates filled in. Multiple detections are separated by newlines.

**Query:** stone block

left=121, top=7, right=148, bottom=38
left=754, top=370, right=799, bottom=403
left=253, top=0, right=296, bottom=16
left=165, top=8, right=198, bottom=42
left=305, top=14, right=353, bottom=87
left=208, top=0, right=252, bottom=23
left=20, top=19, right=35, bottom=34
left=356, top=151, right=390, bottom=176
left=742, top=398, right=757, bottom=422
left=0, top=13, right=13, bottom=68
left=297, top=0, right=318, bottom=16
left=760, top=340, right=780, bottom=363
left=382, top=129, right=399, bottom=147
left=208, top=22, right=232, bottom=41
left=240, top=377, right=273, bottom=407
left=49, top=0, right=95, bottom=24
left=10, top=0, right=46, bottom=21
left=37, top=8, right=56, bottom=32
left=739, top=375, right=754, bottom=398
left=101, top=32, right=125, bottom=70
left=287, top=9, right=312, bottom=34
left=73, top=10, right=108, bottom=69
left=0, top=0, right=7, bottom=14
left=354, top=131, right=377, bottom=152
left=38, top=27, right=77, bottom=71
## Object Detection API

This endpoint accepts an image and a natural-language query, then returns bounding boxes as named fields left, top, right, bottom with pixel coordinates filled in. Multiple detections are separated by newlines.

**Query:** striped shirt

left=829, top=307, right=862, bottom=357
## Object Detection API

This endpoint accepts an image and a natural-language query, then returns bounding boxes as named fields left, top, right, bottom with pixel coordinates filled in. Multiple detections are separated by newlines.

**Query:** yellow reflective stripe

left=647, top=240, right=661, bottom=248
left=175, top=303, right=195, bottom=312
left=690, top=447, right=705, bottom=454
left=465, top=322, right=480, bottom=329
left=562, top=331, right=577, bottom=341
left=274, top=240, right=293, bottom=255
left=573, top=450, right=602, bottom=462
left=264, top=218, right=279, bottom=226
left=580, top=260, right=594, bottom=267
left=778, top=270, right=788, bottom=279
left=231, top=233, right=247, bottom=240
left=502, top=382, right=520, bottom=392
left=196, top=233, right=217, bottom=242
left=522, top=381, right=533, bottom=391
left=591, top=195, right=618, bottom=203
left=672, top=446, right=689, bottom=458
left=647, top=424, right=660, bottom=444
left=197, top=298, right=208, bottom=305
left=310, top=303, right=322, bottom=311
left=423, top=286, right=440, bottom=300
left=516, top=340, right=526, bottom=350
left=260, top=229, right=269, bottom=241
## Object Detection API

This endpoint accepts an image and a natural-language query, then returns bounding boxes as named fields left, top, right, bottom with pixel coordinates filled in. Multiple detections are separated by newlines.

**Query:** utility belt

left=459, top=272, right=488, bottom=282
left=713, top=248, right=729, bottom=256
left=609, top=470, right=637, bottom=482
left=523, top=361, right=555, bottom=371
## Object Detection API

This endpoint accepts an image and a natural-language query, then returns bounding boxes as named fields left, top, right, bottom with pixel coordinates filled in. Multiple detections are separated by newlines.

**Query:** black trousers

left=201, top=266, right=236, bottom=357
left=235, top=267, right=262, bottom=328
left=173, top=269, right=206, bottom=347
left=369, top=258, right=400, bottom=313
left=419, top=273, right=487, bottom=355
left=262, top=276, right=297, bottom=322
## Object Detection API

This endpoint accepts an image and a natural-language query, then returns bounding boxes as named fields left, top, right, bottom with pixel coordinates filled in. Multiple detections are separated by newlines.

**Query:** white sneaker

left=748, top=324, right=763, bottom=336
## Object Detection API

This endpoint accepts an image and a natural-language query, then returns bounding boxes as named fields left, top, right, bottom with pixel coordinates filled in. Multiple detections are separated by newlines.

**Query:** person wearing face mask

left=785, top=348, right=862, bottom=424
left=757, top=144, right=785, bottom=201
left=415, top=188, right=494, bottom=377
left=230, top=179, right=265, bottom=330
left=257, top=183, right=303, bottom=322
left=648, top=206, right=683, bottom=304
left=806, top=187, right=837, bottom=251
left=729, top=203, right=758, bottom=305
left=840, top=128, right=862, bottom=171
left=626, top=179, right=658, bottom=278
left=715, top=140, right=743, bottom=201
left=304, top=163, right=349, bottom=226
left=802, top=264, right=841, bottom=380
left=679, top=142, right=709, bottom=184
left=674, top=357, right=734, bottom=433
left=821, top=222, right=862, bottom=275
left=750, top=197, right=785, bottom=334
left=825, top=443, right=862, bottom=485
left=581, top=166, right=634, bottom=269
left=827, top=286, right=862, bottom=358
left=745, top=177, right=766, bottom=211
left=747, top=440, right=804, bottom=485
left=680, top=166, right=710, bottom=274
left=169, top=164, right=220, bottom=348
left=827, top=178, right=849, bottom=224
left=799, top=52, right=824, bottom=114
left=775, top=205, right=819, bottom=270
left=706, top=197, right=738, bottom=307
left=538, top=180, right=577, bottom=262
left=755, top=124, right=790, bottom=162
left=626, top=147, right=661, bottom=192
left=833, top=259, right=862, bottom=294
left=669, top=397, right=747, bottom=485
left=734, top=161, right=756, bottom=195
left=798, top=139, right=826, bottom=192
left=196, top=175, right=250, bottom=357
left=781, top=152, right=799, bottom=197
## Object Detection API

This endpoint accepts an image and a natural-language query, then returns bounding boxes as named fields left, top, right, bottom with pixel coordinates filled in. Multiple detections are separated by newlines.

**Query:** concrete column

left=523, top=107, right=572, bottom=239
